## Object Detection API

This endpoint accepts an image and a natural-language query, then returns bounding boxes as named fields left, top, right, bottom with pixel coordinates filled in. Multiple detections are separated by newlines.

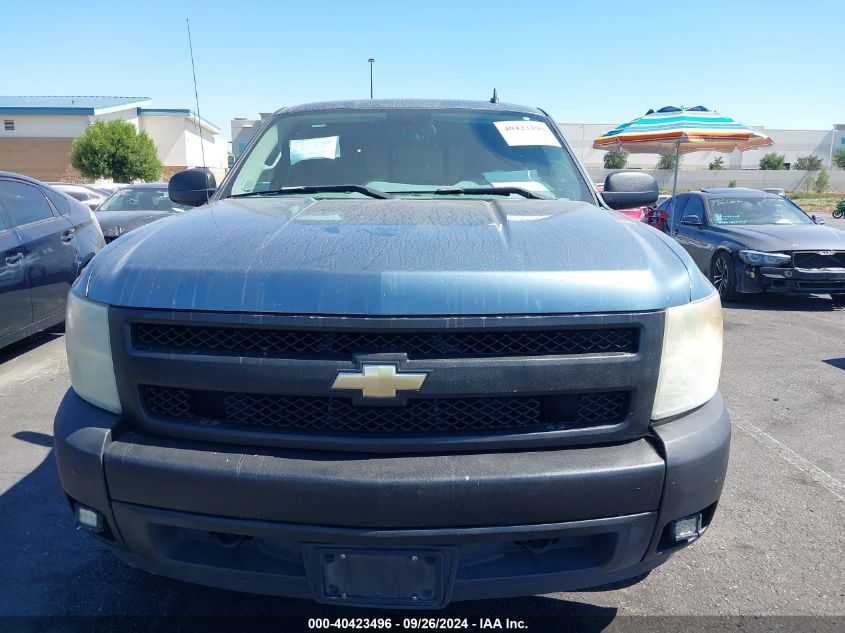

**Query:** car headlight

left=66, top=291, right=121, bottom=413
left=737, top=250, right=791, bottom=266
left=652, top=292, right=723, bottom=420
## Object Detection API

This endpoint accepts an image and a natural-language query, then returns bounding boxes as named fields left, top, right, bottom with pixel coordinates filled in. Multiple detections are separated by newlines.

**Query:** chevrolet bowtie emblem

left=331, top=364, right=427, bottom=399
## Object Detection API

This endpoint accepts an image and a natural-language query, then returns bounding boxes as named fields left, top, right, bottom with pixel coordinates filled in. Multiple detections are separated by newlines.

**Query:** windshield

left=224, top=109, right=594, bottom=202
left=99, top=187, right=191, bottom=213
left=708, top=196, right=813, bottom=226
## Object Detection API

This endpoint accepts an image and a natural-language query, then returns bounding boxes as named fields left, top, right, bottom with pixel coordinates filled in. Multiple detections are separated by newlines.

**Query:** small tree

left=813, top=169, right=829, bottom=193
left=656, top=152, right=677, bottom=170
left=708, top=156, right=724, bottom=170
left=728, top=180, right=737, bottom=188
left=71, top=120, right=163, bottom=182
left=603, top=150, right=628, bottom=169
left=794, top=155, right=824, bottom=171
left=759, top=152, right=786, bottom=170
left=833, top=149, right=845, bottom=170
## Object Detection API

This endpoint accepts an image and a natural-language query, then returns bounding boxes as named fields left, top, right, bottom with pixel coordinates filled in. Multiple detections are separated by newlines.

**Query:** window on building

left=3, top=120, right=14, bottom=131
left=0, top=181, right=56, bottom=227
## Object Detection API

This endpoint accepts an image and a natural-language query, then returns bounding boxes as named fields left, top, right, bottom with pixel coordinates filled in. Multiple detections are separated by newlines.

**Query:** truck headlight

left=66, top=291, right=121, bottom=414
left=738, top=250, right=791, bottom=266
left=652, top=292, right=723, bottom=420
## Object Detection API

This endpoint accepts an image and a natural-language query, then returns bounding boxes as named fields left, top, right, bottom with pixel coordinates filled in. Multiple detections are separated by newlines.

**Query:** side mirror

left=169, top=168, right=217, bottom=207
left=681, top=215, right=704, bottom=226
left=811, top=214, right=825, bottom=225
left=601, top=171, right=659, bottom=210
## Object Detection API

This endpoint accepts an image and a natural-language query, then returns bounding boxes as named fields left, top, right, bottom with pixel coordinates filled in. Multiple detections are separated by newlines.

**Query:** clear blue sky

left=3, top=0, right=842, bottom=141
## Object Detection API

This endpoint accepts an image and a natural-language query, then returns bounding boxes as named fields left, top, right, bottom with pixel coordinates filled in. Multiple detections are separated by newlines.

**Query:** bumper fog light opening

left=670, top=513, right=702, bottom=542
left=75, top=504, right=104, bottom=533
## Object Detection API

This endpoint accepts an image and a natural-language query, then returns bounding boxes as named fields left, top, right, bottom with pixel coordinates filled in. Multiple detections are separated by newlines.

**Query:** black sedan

left=655, top=188, right=845, bottom=303
left=96, top=183, right=191, bottom=243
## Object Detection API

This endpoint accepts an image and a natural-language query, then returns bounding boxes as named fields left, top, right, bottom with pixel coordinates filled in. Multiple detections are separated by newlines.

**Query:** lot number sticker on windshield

left=289, top=136, right=340, bottom=165
left=494, top=121, right=561, bottom=147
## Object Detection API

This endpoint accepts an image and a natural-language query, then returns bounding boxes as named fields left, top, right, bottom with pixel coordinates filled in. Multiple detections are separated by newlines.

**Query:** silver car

left=47, top=183, right=108, bottom=211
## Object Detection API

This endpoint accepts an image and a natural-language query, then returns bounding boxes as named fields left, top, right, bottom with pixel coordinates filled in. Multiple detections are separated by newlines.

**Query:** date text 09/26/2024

left=308, top=618, right=528, bottom=630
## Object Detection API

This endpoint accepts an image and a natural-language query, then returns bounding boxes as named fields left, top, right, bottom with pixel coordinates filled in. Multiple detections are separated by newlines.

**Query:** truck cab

left=55, top=100, right=729, bottom=608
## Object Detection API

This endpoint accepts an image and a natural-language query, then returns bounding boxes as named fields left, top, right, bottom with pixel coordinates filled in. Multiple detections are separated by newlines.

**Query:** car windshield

left=708, top=196, right=813, bottom=226
left=99, top=187, right=191, bottom=213
left=224, top=108, right=594, bottom=202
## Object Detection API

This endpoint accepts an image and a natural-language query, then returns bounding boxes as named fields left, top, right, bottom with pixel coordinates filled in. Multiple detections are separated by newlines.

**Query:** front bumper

left=54, top=390, right=730, bottom=606
left=739, top=264, right=845, bottom=294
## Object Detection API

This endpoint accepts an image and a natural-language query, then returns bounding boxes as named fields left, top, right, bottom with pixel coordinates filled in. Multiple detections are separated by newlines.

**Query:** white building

left=231, top=112, right=274, bottom=160
left=0, top=96, right=227, bottom=182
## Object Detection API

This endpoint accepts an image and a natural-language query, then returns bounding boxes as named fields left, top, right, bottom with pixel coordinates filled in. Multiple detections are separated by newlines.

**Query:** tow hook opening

left=516, top=538, right=559, bottom=554
left=211, top=532, right=252, bottom=548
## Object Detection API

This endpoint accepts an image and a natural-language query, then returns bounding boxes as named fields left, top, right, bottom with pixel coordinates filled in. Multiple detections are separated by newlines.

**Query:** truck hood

left=83, top=197, right=696, bottom=315
left=717, top=223, right=845, bottom=252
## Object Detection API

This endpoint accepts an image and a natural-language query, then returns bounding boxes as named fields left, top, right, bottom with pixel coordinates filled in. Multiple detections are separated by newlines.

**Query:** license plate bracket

left=305, top=546, right=454, bottom=608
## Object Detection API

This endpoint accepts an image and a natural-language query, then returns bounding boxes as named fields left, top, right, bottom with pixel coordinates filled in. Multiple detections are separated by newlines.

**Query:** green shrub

left=813, top=169, right=829, bottom=193
left=708, top=156, right=724, bottom=170
left=794, top=155, right=824, bottom=171
left=603, top=150, right=628, bottom=169
left=833, top=149, right=845, bottom=170
left=759, top=152, right=786, bottom=170
left=71, top=120, right=162, bottom=182
left=728, top=180, right=737, bottom=188
left=656, top=153, right=676, bottom=170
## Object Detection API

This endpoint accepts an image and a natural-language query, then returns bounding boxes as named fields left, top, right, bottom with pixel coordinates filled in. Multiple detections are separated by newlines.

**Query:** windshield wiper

left=230, top=185, right=393, bottom=200
left=391, top=187, right=552, bottom=200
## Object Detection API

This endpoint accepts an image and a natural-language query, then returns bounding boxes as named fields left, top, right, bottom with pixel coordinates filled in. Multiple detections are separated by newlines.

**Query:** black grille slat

left=143, top=386, right=193, bottom=419
left=792, top=251, right=845, bottom=269
left=142, top=386, right=628, bottom=435
left=133, top=323, right=637, bottom=359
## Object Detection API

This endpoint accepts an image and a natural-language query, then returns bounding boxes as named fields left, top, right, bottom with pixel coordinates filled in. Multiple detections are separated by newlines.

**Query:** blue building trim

left=0, top=96, right=152, bottom=116
left=137, top=108, right=192, bottom=115
left=0, top=107, right=98, bottom=115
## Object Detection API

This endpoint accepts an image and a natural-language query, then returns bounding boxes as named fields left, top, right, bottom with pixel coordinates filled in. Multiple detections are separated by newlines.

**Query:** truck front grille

left=112, top=309, right=662, bottom=452
left=792, top=251, right=845, bottom=269
left=133, top=323, right=638, bottom=359
left=142, top=386, right=629, bottom=435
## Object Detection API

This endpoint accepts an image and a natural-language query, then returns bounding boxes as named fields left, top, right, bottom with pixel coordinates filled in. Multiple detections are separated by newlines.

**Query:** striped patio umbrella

left=594, top=106, right=773, bottom=230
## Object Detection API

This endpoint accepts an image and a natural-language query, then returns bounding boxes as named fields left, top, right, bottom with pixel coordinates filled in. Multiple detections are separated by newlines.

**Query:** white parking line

left=733, top=416, right=845, bottom=503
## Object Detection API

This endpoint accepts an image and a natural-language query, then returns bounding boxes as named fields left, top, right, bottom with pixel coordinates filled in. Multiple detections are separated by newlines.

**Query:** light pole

left=368, top=58, right=375, bottom=99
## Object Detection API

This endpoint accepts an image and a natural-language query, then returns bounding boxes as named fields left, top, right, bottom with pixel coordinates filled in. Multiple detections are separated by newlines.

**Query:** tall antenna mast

left=186, top=18, right=207, bottom=168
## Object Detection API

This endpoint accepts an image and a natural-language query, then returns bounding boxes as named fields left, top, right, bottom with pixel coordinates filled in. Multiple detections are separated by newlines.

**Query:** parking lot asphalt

left=1, top=228, right=843, bottom=626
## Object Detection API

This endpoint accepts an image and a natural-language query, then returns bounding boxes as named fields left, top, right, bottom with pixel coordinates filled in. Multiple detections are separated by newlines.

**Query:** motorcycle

left=834, top=200, right=845, bottom=219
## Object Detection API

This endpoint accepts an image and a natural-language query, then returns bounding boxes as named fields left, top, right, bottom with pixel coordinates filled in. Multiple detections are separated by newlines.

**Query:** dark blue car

left=655, top=188, right=845, bottom=302
left=0, top=171, right=104, bottom=350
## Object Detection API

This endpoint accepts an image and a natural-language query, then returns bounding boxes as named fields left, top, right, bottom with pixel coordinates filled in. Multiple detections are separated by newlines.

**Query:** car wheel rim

left=712, top=258, right=728, bottom=294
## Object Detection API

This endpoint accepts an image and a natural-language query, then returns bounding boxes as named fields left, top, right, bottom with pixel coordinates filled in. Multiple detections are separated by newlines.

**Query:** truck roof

left=276, top=98, right=545, bottom=117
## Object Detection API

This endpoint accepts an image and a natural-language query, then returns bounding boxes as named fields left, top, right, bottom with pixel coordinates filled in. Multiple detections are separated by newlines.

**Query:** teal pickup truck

left=55, top=99, right=729, bottom=608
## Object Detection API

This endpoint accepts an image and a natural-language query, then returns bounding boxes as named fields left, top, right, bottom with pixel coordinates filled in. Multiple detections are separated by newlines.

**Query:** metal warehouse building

left=0, top=96, right=228, bottom=182
left=559, top=122, right=845, bottom=171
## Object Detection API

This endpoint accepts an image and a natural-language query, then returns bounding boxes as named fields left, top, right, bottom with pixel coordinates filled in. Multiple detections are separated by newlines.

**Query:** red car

left=642, top=196, right=673, bottom=232
left=595, top=182, right=648, bottom=221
